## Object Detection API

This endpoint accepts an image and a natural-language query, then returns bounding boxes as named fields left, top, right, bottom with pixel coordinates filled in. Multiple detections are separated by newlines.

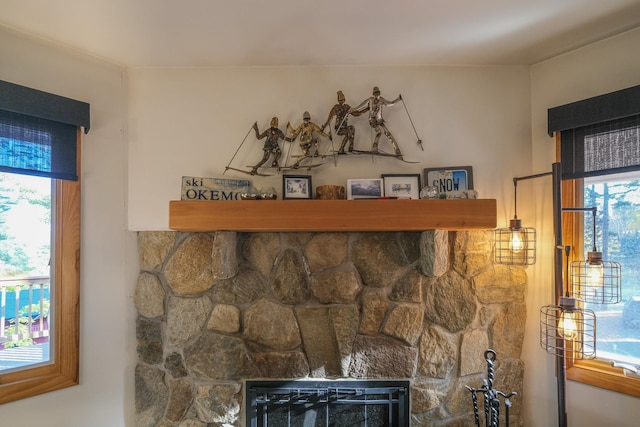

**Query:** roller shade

left=0, top=80, right=90, bottom=180
left=549, top=85, right=640, bottom=180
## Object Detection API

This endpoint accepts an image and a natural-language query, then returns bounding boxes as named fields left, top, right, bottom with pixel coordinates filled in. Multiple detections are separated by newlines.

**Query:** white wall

left=525, top=27, right=640, bottom=427
left=127, top=65, right=531, bottom=230
left=0, top=25, right=533, bottom=426
left=0, top=27, right=136, bottom=426
left=8, top=18, right=640, bottom=427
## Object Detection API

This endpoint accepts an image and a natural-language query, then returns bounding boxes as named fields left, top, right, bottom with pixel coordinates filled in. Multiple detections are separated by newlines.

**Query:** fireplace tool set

left=465, top=349, right=517, bottom=427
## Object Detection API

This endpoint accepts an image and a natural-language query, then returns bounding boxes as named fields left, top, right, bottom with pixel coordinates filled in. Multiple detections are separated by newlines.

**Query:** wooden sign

left=181, top=176, right=252, bottom=201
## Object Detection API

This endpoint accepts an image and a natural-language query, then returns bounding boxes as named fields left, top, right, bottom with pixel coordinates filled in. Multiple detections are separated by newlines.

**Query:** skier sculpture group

left=225, top=86, right=423, bottom=176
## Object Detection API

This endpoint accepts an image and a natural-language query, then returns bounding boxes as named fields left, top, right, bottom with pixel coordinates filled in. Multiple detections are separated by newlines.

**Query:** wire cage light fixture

left=494, top=174, right=549, bottom=266
left=494, top=216, right=536, bottom=266
left=540, top=246, right=596, bottom=360
left=540, top=296, right=596, bottom=360
left=498, top=163, right=614, bottom=427
left=569, top=207, right=622, bottom=304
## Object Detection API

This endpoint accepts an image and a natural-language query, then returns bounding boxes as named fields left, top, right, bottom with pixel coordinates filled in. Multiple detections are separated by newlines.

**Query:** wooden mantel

left=169, top=199, right=497, bottom=232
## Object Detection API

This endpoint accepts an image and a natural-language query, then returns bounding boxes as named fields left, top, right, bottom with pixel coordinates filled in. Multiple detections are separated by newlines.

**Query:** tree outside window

left=583, top=174, right=640, bottom=368
left=0, top=172, right=51, bottom=370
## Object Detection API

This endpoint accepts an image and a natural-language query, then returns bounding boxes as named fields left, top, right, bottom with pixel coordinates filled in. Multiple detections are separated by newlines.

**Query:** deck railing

left=0, top=276, right=50, bottom=347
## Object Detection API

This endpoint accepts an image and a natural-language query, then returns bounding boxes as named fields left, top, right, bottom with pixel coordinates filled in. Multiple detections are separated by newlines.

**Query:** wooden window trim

left=557, top=133, right=640, bottom=398
left=0, top=132, right=80, bottom=404
left=567, top=359, right=640, bottom=397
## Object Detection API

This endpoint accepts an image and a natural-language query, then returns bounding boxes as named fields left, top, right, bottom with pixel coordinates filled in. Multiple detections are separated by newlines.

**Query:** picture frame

left=423, top=166, right=473, bottom=198
left=382, top=174, right=421, bottom=199
left=347, top=178, right=384, bottom=200
left=282, top=175, right=312, bottom=199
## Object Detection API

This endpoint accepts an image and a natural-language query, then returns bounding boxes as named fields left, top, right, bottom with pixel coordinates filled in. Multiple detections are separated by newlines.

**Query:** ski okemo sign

left=181, top=176, right=251, bottom=201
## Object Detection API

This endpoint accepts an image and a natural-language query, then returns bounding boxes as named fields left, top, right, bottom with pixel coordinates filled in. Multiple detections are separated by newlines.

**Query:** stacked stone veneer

left=134, top=230, right=526, bottom=426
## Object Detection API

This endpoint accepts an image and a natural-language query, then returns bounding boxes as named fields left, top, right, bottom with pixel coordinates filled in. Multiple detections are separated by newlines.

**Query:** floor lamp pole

left=552, top=161, right=568, bottom=427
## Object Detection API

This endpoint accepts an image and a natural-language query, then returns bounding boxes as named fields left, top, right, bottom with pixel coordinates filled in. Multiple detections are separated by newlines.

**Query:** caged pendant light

left=569, top=207, right=622, bottom=304
left=496, top=163, right=618, bottom=427
left=540, top=246, right=596, bottom=360
left=494, top=215, right=536, bottom=265
left=495, top=173, right=552, bottom=265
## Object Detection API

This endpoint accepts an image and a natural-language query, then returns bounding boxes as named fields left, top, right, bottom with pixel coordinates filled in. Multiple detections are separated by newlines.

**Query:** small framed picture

left=423, top=166, right=473, bottom=198
left=382, top=174, right=421, bottom=199
left=282, top=175, right=312, bottom=199
left=347, top=178, right=384, bottom=200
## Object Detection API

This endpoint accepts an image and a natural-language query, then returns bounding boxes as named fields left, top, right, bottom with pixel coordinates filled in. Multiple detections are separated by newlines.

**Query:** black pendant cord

left=513, top=178, right=518, bottom=220
left=561, top=206, right=598, bottom=253
left=512, top=170, right=553, bottom=220
left=590, top=208, right=598, bottom=253
left=564, top=246, right=571, bottom=297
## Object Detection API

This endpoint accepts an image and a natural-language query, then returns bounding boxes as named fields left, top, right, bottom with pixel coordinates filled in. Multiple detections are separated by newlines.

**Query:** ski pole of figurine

left=283, top=121, right=295, bottom=170
left=327, top=130, right=338, bottom=166
left=400, top=96, right=424, bottom=151
left=327, top=113, right=349, bottom=165
left=319, top=126, right=338, bottom=166
left=224, top=124, right=254, bottom=174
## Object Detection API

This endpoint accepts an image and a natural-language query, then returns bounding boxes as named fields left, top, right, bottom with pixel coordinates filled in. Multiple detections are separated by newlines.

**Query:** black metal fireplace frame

left=246, top=379, right=410, bottom=427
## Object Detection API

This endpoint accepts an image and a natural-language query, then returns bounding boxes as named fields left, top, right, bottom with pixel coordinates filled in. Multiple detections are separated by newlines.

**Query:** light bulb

left=510, top=230, right=524, bottom=254
left=586, top=262, right=604, bottom=288
left=558, top=310, right=578, bottom=340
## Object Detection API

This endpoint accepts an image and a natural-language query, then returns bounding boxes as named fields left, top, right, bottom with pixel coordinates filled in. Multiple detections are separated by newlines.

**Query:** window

left=549, top=86, right=640, bottom=397
left=0, top=80, right=87, bottom=404
left=0, top=171, right=80, bottom=404
left=0, top=172, right=52, bottom=370
left=563, top=172, right=640, bottom=398
left=583, top=172, right=640, bottom=369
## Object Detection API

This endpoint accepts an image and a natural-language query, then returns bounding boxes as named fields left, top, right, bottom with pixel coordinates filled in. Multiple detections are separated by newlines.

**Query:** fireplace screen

left=246, top=380, right=410, bottom=427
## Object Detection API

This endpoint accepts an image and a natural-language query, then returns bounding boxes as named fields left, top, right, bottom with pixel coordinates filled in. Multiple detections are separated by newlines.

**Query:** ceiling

left=2, top=0, right=640, bottom=68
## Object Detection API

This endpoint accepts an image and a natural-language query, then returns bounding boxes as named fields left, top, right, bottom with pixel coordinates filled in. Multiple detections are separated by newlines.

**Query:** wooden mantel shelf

left=169, top=199, right=497, bottom=232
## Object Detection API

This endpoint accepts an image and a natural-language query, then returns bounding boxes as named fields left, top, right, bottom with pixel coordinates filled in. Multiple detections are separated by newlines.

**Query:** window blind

left=560, top=115, right=640, bottom=179
left=0, top=80, right=90, bottom=181
left=0, top=109, right=78, bottom=180
left=548, top=85, right=640, bottom=180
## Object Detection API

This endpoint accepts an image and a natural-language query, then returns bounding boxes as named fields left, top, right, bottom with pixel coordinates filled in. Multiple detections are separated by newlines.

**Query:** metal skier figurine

left=350, top=86, right=403, bottom=157
left=249, top=117, right=287, bottom=174
left=322, top=90, right=359, bottom=154
left=285, top=111, right=330, bottom=169
left=223, top=118, right=287, bottom=176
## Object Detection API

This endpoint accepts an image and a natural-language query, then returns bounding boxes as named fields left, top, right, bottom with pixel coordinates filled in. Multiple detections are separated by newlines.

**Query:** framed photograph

left=283, top=175, right=312, bottom=199
left=382, top=174, right=421, bottom=199
left=347, top=178, right=384, bottom=200
left=423, top=166, right=473, bottom=198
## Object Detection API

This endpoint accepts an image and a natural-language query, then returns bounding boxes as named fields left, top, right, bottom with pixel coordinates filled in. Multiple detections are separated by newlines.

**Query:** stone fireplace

left=134, top=230, right=525, bottom=426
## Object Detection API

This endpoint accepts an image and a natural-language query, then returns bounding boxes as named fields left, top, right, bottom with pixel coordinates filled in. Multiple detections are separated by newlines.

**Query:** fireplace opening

left=246, top=380, right=410, bottom=427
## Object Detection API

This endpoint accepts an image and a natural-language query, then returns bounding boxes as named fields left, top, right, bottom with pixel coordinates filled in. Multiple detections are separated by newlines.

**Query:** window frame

left=557, top=134, right=640, bottom=398
left=0, top=130, right=80, bottom=404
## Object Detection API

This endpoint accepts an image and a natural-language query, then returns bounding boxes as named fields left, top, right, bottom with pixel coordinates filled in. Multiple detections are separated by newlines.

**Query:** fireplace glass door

left=246, top=380, right=410, bottom=427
